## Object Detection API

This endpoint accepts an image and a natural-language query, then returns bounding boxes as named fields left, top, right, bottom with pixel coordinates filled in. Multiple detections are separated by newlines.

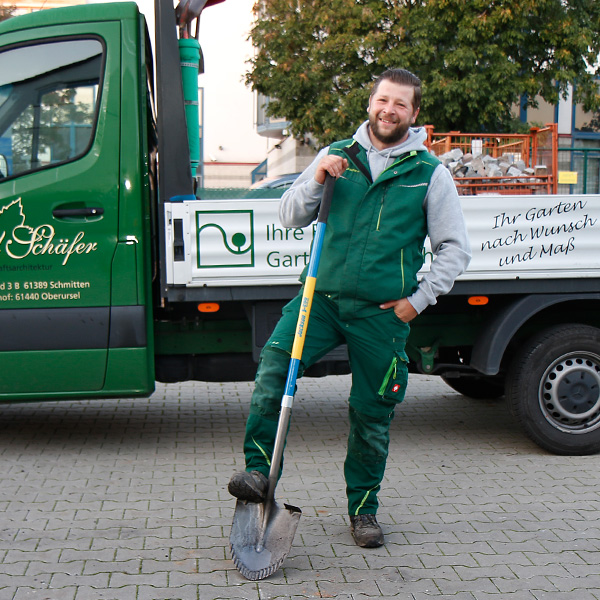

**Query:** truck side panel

left=0, top=7, right=154, bottom=400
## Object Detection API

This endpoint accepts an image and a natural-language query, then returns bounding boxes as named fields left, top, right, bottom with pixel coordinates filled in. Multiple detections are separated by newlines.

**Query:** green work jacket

left=303, top=139, right=440, bottom=320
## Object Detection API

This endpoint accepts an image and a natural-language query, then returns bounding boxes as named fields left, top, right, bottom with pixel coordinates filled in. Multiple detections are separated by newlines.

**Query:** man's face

left=367, top=80, right=419, bottom=149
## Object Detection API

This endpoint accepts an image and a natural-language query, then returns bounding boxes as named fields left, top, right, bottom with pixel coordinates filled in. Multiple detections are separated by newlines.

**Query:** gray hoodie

left=279, top=122, right=471, bottom=314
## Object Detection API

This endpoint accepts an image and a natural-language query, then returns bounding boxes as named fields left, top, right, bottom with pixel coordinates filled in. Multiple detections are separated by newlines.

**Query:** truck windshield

left=0, top=38, right=103, bottom=179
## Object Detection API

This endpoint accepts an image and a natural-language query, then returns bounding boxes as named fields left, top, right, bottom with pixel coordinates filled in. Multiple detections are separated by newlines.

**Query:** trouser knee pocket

left=377, top=350, right=409, bottom=413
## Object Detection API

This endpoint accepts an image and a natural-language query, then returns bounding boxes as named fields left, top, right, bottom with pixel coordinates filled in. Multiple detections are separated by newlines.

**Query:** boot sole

left=228, top=477, right=265, bottom=503
left=352, top=533, right=384, bottom=548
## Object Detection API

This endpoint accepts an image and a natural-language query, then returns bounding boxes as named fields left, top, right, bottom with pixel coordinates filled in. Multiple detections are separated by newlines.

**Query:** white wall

left=198, top=0, right=269, bottom=164
left=101, top=0, right=268, bottom=166
left=557, top=87, right=574, bottom=136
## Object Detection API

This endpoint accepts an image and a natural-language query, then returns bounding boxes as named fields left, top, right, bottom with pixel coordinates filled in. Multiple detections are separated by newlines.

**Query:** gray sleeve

left=279, top=148, right=329, bottom=228
left=408, top=165, right=472, bottom=314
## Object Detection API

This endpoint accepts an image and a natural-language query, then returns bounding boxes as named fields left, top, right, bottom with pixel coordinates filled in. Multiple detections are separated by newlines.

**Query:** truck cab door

left=0, top=26, right=121, bottom=396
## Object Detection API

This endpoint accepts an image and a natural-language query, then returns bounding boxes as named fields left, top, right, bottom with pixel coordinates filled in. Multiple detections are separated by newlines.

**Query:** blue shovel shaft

left=266, top=175, right=335, bottom=494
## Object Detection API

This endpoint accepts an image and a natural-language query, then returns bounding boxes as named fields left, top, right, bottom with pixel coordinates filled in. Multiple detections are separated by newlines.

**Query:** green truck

left=2, top=0, right=600, bottom=456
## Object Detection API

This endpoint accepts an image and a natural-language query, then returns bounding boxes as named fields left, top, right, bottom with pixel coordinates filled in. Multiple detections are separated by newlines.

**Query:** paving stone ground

left=1, top=374, right=600, bottom=600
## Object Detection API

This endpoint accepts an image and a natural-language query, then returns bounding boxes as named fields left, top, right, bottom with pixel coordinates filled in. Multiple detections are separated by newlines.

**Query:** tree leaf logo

left=196, top=210, right=254, bottom=268
left=0, top=198, right=32, bottom=251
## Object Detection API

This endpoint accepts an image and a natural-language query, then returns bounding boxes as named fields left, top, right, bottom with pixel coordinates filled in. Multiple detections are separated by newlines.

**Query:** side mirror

left=0, top=154, right=6, bottom=178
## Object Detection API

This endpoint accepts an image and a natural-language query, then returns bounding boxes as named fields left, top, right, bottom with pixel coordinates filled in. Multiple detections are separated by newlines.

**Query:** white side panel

left=164, top=194, right=600, bottom=288
left=188, top=198, right=313, bottom=286
left=440, top=194, right=600, bottom=281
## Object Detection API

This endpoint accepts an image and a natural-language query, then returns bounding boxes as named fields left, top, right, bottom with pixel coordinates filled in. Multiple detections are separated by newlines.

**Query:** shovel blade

left=230, top=499, right=301, bottom=580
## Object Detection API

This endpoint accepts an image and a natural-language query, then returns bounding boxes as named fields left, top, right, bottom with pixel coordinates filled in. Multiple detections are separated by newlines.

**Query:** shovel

left=230, top=174, right=335, bottom=581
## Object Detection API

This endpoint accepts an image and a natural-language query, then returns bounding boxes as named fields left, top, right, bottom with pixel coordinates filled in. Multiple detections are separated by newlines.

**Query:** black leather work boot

left=228, top=470, right=268, bottom=503
left=349, top=513, right=385, bottom=548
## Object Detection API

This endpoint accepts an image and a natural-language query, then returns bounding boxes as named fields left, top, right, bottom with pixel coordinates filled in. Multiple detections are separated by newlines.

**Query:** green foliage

left=0, top=5, right=16, bottom=22
left=246, top=0, right=600, bottom=145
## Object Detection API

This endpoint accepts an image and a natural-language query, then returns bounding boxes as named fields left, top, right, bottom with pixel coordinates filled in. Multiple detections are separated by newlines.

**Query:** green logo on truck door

left=196, top=210, right=254, bottom=268
left=0, top=198, right=98, bottom=265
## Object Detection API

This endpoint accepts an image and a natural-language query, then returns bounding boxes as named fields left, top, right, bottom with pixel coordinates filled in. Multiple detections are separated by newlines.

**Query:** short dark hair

left=370, top=68, right=422, bottom=111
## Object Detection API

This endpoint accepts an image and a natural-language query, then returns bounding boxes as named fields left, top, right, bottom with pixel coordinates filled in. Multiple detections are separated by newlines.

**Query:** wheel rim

left=539, top=351, right=600, bottom=434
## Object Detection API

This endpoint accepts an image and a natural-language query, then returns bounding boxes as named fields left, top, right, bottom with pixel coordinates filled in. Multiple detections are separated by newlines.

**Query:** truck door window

left=0, top=38, right=103, bottom=179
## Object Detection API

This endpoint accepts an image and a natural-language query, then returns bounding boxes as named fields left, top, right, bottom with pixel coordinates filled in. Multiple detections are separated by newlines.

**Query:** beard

left=368, top=113, right=411, bottom=146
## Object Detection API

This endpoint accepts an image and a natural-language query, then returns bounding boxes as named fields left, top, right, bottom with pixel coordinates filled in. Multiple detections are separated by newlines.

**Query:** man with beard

left=228, top=68, right=471, bottom=548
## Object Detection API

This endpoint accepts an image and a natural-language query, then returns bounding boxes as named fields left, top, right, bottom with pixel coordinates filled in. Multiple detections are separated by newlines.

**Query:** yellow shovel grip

left=290, top=276, right=316, bottom=360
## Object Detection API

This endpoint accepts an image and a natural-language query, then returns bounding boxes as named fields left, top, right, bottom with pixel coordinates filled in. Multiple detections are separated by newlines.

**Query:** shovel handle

left=317, top=173, right=335, bottom=224
left=284, top=173, right=334, bottom=401
left=266, top=174, right=336, bottom=496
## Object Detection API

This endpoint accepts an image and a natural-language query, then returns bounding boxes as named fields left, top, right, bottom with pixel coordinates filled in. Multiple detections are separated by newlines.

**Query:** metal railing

left=557, top=147, right=600, bottom=194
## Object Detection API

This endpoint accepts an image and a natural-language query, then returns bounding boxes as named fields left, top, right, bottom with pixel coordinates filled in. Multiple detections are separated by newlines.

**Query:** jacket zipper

left=376, top=188, right=386, bottom=231
left=379, top=150, right=418, bottom=179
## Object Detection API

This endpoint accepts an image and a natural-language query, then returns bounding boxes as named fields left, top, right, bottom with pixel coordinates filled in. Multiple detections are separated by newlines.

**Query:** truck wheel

left=507, top=324, right=600, bottom=455
left=441, top=375, right=504, bottom=400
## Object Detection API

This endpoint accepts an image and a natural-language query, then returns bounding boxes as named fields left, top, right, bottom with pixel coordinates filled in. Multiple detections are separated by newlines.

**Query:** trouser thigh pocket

left=378, top=351, right=409, bottom=405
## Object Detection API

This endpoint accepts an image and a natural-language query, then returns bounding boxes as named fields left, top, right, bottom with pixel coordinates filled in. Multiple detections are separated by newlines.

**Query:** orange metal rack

left=424, top=123, right=558, bottom=195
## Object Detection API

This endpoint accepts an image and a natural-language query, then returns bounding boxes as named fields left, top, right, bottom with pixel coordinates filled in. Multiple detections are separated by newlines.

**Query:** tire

left=507, top=324, right=600, bottom=455
left=441, top=375, right=505, bottom=400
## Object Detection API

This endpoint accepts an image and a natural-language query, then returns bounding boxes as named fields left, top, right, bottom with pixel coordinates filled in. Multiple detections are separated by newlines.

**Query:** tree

left=0, top=5, right=16, bottom=22
left=246, top=0, right=600, bottom=146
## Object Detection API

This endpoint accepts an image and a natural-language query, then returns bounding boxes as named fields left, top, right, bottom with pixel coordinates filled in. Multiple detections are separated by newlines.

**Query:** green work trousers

left=243, top=291, right=410, bottom=515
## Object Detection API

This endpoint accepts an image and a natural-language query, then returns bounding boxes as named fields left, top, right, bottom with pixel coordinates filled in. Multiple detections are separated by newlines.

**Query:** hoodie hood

left=353, top=121, right=428, bottom=181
